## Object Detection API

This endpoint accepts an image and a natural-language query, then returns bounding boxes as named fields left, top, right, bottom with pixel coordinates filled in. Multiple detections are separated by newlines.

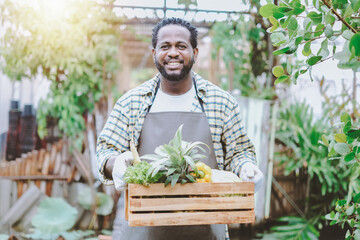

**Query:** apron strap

left=147, top=77, right=205, bottom=113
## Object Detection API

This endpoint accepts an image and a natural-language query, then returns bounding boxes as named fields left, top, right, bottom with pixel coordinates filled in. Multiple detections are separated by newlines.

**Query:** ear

left=193, top=48, right=199, bottom=62
left=152, top=48, right=156, bottom=61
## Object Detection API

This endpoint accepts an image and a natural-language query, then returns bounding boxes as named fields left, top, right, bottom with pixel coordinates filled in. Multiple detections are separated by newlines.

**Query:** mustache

left=164, top=59, right=184, bottom=64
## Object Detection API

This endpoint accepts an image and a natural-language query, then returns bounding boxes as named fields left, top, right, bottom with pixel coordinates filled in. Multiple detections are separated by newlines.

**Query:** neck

left=160, top=73, right=193, bottom=95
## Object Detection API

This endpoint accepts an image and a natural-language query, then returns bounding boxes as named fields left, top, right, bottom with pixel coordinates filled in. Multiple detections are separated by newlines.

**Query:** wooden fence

left=0, top=140, right=78, bottom=197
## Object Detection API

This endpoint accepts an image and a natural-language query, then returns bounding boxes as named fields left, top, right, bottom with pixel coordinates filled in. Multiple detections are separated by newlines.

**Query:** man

left=97, top=17, right=264, bottom=240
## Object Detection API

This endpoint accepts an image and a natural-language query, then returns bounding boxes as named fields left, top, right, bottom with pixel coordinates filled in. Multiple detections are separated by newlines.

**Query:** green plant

left=269, top=216, right=320, bottom=240
left=325, top=194, right=360, bottom=240
left=143, top=125, right=208, bottom=187
left=30, top=197, right=78, bottom=238
left=210, top=0, right=276, bottom=99
left=259, top=0, right=360, bottom=84
left=78, top=187, right=114, bottom=216
left=0, top=0, right=121, bottom=148
left=123, top=161, right=166, bottom=186
left=273, top=102, right=356, bottom=239
left=322, top=113, right=360, bottom=239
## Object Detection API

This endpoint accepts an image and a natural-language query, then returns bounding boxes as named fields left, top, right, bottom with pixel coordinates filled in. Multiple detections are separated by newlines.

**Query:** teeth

left=168, top=62, right=180, bottom=65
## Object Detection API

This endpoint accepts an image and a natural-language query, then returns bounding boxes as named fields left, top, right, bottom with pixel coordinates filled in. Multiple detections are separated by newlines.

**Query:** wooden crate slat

left=130, top=196, right=254, bottom=211
left=129, top=210, right=255, bottom=226
left=129, top=182, right=254, bottom=196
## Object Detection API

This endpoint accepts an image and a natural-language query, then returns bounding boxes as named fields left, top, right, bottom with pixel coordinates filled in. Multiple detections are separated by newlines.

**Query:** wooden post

left=35, top=149, right=46, bottom=188
left=228, top=61, right=234, bottom=92
left=16, top=158, right=24, bottom=199
left=209, top=44, right=220, bottom=86
left=116, top=45, right=131, bottom=93
left=40, top=152, right=50, bottom=194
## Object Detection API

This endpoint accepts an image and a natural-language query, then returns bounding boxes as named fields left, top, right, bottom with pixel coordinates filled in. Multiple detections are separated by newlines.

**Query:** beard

left=155, top=57, right=194, bottom=82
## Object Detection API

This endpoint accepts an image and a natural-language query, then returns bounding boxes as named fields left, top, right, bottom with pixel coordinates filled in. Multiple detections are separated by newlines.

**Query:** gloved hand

left=240, top=162, right=264, bottom=193
left=112, top=151, right=134, bottom=191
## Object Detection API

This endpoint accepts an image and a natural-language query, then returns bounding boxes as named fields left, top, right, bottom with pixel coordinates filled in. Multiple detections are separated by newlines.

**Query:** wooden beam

left=0, top=184, right=43, bottom=227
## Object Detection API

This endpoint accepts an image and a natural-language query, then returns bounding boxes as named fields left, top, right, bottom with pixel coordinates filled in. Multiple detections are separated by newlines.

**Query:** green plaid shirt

left=97, top=72, right=256, bottom=184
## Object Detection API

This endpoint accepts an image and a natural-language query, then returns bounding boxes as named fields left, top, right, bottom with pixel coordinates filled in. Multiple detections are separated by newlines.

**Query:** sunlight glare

left=40, top=0, right=69, bottom=22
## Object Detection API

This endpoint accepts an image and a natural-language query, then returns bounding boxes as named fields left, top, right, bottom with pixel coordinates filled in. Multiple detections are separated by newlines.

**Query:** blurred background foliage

left=210, top=0, right=277, bottom=100
left=0, top=0, right=122, bottom=147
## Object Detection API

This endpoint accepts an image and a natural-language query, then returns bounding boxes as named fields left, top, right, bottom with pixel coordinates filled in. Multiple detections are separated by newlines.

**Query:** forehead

left=157, top=25, right=191, bottom=45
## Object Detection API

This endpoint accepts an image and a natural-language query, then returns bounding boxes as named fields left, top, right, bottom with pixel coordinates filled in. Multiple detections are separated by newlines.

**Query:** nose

left=167, top=46, right=179, bottom=57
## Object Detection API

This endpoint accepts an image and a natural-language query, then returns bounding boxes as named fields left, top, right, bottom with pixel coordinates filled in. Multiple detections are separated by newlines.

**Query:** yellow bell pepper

left=195, top=162, right=212, bottom=183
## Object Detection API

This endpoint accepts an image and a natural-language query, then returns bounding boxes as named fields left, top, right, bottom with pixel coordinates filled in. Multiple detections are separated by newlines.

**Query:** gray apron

left=113, top=81, right=226, bottom=240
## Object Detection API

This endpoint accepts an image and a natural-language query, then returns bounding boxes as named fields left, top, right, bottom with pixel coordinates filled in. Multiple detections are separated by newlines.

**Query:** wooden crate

left=125, top=182, right=255, bottom=226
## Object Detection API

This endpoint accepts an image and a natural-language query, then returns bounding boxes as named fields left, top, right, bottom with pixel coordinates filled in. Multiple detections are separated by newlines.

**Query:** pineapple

left=142, top=125, right=209, bottom=187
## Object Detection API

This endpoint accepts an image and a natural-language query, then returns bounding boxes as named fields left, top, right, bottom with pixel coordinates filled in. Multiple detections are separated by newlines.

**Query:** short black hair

left=152, top=17, right=198, bottom=49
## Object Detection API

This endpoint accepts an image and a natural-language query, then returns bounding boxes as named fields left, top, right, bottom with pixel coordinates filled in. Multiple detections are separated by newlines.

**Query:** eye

left=178, top=45, right=187, bottom=49
left=160, top=45, right=169, bottom=50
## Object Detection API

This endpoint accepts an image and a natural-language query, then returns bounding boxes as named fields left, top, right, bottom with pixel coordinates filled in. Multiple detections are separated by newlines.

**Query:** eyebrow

left=159, top=41, right=188, bottom=45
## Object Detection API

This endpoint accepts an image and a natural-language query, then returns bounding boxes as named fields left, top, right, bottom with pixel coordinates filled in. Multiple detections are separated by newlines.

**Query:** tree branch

left=321, top=0, right=357, bottom=34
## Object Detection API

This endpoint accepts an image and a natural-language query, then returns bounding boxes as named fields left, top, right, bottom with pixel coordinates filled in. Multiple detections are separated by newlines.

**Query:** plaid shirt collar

left=138, top=72, right=208, bottom=104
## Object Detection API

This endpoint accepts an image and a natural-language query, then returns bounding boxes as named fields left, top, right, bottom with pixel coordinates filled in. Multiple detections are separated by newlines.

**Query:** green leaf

left=171, top=173, right=180, bottom=187
left=340, top=113, right=351, bottom=123
left=344, top=4, right=354, bottom=18
left=273, top=47, right=290, bottom=55
left=317, top=39, right=330, bottom=58
left=314, top=23, right=325, bottom=37
left=293, top=4, right=305, bottom=15
left=328, top=147, right=336, bottom=157
left=287, top=17, right=298, bottom=31
left=354, top=192, right=360, bottom=203
left=354, top=229, right=360, bottom=240
left=343, top=30, right=355, bottom=40
left=335, top=133, right=347, bottom=143
left=302, top=42, right=312, bottom=56
left=260, top=4, right=277, bottom=18
left=325, top=24, right=333, bottom=39
left=346, top=205, right=355, bottom=215
left=344, top=152, right=355, bottom=162
left=349, top=32, right=360, bottom=57
left=269, top=16, right=280, bottom=32
left=32, top=197, right=78, bottom=234
left=350, top=0, right=360, bottom=11
left=334, top=143, right=350, bottom=155
left=78, top=187, right=114, bottom=216
left=338, top=199, right=347, bottom=206
left=347, top=129, right=360, bottom=139
left=321, top=134, right=329, bottom=147
left=325, top=12, right=336, bottom=25
left=271, top=32, right=287, bottom=46
left=303, top=18, right=313, bottom=31
left=307, top=56, right=322, bottom=65
left=275, top=75, right=290, bottom=84
left=186, top=174, right=196, bottom=182
left=343, top=121, right=352, bottom=133
left=308, top=12, right=322, bottom=24
left=95, top=192, right=115, bottom=216
left=272, top=66, right=285, bottom=77
left=278, top=6, right=293, bottom=14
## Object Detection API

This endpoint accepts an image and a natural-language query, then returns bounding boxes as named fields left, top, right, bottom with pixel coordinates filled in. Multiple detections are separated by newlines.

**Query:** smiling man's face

left=152, top=24, right=198, bottom=82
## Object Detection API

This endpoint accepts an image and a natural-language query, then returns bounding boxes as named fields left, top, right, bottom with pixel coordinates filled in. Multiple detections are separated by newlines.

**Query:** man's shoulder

left=194, top=74, right=237, bottom=106
left=117, top=76, right=159, bottom=103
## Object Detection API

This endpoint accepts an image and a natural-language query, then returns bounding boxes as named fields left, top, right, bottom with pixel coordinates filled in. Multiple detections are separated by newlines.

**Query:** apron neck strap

left=148, top=77, right=205, bottom=113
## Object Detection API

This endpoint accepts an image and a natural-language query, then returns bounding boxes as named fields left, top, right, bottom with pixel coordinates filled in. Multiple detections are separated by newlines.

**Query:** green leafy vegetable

left=123, top=161, right=165, bottom=186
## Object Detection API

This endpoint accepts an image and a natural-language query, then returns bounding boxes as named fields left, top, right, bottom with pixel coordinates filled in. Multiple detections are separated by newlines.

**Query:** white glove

left=240, top=162, right=264, bottom=193
left=112, top=151, right=133, bottom=191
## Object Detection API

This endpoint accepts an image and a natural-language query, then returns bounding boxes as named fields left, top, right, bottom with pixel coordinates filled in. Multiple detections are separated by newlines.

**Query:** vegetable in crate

left=192, top=161, right=212, bottom=183
left=142, top=125, right=210, bottom=187
left=123, top=161, right=165, bottom=186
